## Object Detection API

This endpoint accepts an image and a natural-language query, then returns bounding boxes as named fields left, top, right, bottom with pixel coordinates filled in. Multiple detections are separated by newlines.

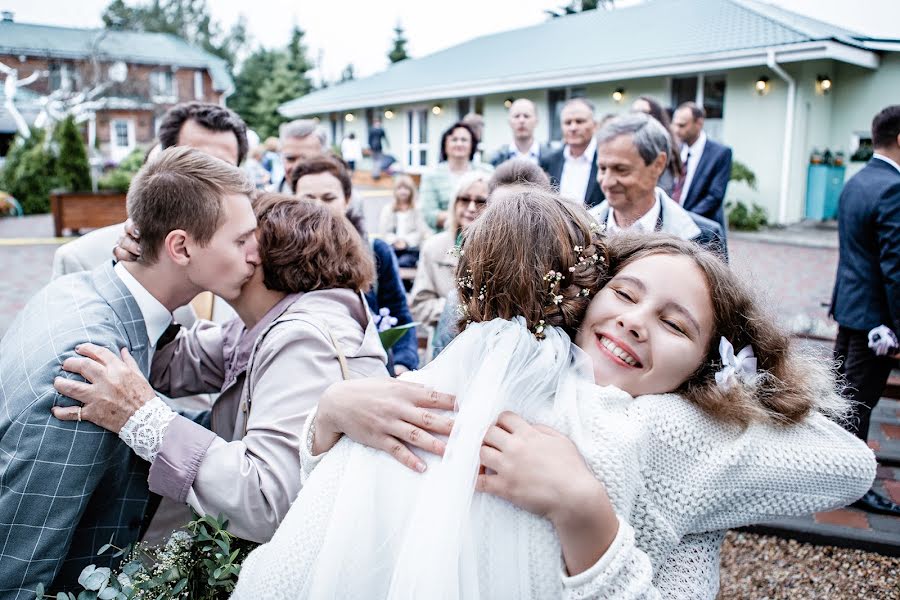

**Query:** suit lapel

left=685, top=141, right=719, bottom=208
left=91, top=261, right=151, bottom=372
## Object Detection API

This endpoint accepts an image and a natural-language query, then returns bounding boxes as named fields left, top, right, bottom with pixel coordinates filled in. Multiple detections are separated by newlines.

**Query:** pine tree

left=250, top=54, right=307, bottom=139
left=388, top=23, right=409, bottom=64
left=340, top=63, right=355, bottom=83
left=53, top=116, right=92, bottom=192
left=228, top=47, right=280, bottom=129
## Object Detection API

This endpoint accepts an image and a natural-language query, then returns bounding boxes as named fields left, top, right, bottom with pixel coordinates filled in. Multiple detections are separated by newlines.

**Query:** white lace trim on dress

left=119, top=397, right=177, bottom=463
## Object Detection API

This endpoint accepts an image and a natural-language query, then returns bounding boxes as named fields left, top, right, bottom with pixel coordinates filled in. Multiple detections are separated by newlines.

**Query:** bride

left=233, top=186, right=873, bottom=599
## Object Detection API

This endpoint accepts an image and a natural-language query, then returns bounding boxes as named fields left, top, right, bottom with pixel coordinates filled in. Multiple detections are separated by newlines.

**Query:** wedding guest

left=672, top=102, right=732, bottom=238
left=245, top=144, right=272, bottom=190
left=541, top=97, right=604, bottom=207
left=463, top=111, right=486, bottom=163
left=277, top=119, right=328, bottom=193
left=631, top=96, right=684, bottom=196
left=831, top=104, right=900, bottom=515
left=368, top=118, right=389, bottom=179
left=409, top=171, right=490, bottom=329
left=490, top=99, right=549, bottom=167
left=379, top=175, right=429, bottom=269
left=419, top=122, right=493, bottom=231
left=292, top=156, right=418, bottom=374
left=341, top=132, right=363, bottom=172
left=1, top=147, right=259, bottom=594
left=54, top=196, right=388, bottom=544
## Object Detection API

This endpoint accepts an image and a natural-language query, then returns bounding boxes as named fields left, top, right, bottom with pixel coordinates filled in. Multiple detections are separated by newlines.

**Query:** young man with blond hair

left=0, top=147, right=259, bottom=595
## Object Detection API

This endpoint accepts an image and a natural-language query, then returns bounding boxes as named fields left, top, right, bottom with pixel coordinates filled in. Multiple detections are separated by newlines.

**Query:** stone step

left=871, top=398, right=900, bottom=465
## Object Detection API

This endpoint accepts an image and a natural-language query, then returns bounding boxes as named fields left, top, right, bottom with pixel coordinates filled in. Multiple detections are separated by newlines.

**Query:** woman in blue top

left=291, top=156, right=418, bottom=374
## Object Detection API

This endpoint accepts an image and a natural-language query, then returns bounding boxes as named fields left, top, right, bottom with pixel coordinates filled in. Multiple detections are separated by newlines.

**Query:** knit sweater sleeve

left=561, top=524, right=723, bottom=599
left=631, top=394, right=877, bottom=535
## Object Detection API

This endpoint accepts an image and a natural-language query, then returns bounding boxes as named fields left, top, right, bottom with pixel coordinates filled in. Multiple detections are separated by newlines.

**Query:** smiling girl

left=234, top=187, right=874, bottom=599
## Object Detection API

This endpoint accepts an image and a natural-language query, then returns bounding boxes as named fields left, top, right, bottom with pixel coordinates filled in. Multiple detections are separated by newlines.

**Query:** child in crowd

left=235, top=186, right=874, bottom=599
left=379, top=175, right=429, bottom=269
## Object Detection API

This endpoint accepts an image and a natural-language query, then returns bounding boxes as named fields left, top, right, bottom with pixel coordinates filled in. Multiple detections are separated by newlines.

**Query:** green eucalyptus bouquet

left=37, top=514, right=257, bottom=600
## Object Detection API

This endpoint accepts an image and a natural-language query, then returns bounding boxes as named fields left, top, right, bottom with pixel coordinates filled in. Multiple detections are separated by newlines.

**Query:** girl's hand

left=315, top=378, right=455, bottom=473
left=477, top=411, right=619, bottom=575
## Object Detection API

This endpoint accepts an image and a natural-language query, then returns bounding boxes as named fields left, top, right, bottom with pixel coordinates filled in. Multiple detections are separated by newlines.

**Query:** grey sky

left=4, top=0, right=899, bottom=82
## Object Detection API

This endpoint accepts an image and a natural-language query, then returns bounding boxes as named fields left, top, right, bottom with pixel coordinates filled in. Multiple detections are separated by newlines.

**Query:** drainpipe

left=767, top=49, right=795, bottom=224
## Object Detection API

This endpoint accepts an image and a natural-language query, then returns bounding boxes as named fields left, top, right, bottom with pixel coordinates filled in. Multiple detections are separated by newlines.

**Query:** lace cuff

left=119, top=397, right=178, bottom=463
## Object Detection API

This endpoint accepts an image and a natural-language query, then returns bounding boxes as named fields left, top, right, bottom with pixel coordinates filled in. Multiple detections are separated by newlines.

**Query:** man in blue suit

left=830, top=105, right=900, bottom=515
left=672, top=102, right=732, bottom=247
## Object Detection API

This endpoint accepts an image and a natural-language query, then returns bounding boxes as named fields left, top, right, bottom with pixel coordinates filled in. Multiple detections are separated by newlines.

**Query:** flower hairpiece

left=533, top=319, right=547, bottom=340
left=448, top=245, right=464, bottom=259
left=714, top=337, right=757, bottom=391
left=457, top=268, right=474, bottom=290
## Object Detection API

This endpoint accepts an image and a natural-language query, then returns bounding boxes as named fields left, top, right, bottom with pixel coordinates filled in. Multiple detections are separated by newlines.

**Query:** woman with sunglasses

left=409, top=171, right=491, bottom=330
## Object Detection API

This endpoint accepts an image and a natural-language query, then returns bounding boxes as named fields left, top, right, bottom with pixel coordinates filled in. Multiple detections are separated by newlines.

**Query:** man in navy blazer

left=830, top=105, right=900, bottom=515
left=672, top=103, right=732, bottom=241
left=540, top=98, right=605, bottom=208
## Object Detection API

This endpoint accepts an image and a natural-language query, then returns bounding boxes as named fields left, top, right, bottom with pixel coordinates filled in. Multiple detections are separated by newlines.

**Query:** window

left=670, top=74, right=726, bottom=119
left=457, top=98, right=470, bottom=120
left=109, top=119, right=135, bottom=161
left=406, top=108, right=429, bottom=168
left=48, top=63, right=72, bottom=92
left=193, top=71, right=204, bottom=100
left=671, top=76, right=698, bottom=110
left=150, top=70, right=176, bottom=99
left=114, top=121, right=129, bottom=147
left=547, top=88, right=567, bottom=142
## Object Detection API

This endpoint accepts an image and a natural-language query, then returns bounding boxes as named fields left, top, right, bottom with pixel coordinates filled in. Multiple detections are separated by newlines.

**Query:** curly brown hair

left=456, top=185, right=608, bottom=340
left=253, top=193, right=374, bottom=293
left=604, top=232, right=849, bottom=425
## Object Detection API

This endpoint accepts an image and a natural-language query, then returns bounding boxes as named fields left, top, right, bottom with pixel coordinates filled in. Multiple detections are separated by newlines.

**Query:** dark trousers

left=834, top=325, right=895, bottom=441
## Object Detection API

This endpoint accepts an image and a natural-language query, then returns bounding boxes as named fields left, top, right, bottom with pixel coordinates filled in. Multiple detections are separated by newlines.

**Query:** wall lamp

left=755, top=76, right=770, bottom=95
left=431, top=104, right=443, bottom=115
left=503, top=98, right=514, bottom=108
left=612, top=88, right=625, bottom=103
left=384, top=109, right=395, bottom=119
left=344, top=113, right=355, bottom=122
left=816, top=75, right=832, bottom=95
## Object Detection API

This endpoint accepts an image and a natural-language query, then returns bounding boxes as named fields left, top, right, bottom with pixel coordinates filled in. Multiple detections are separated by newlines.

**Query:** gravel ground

left=718, top=531, right=899, bottom=599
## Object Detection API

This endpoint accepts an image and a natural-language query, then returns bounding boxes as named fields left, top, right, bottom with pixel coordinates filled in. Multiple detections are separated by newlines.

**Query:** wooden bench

left=50, top=191, right=128, bottom=237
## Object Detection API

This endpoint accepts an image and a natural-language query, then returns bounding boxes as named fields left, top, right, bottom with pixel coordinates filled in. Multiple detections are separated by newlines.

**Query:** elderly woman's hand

left=112, top=218, right=142, bottom=263
left=314, top=378, right=455, bottom=472
left=51, top=343, right=156, bottom=433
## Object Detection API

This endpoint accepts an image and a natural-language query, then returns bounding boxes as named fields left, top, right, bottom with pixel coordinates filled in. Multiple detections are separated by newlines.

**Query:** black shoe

left=852, top=490, right=900, bottom=516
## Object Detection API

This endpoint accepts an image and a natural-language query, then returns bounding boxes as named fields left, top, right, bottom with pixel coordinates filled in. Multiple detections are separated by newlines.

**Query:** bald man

left=490, top=98, right=549, bottom=167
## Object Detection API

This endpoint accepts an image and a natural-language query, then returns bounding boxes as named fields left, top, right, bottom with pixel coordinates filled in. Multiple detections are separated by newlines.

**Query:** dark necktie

left=155, top=322, right=181, bottom=349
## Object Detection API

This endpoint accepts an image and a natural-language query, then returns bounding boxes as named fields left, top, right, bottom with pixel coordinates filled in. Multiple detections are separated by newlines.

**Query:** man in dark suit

left=589, top=113, right=726, bottom=258
left=830, top=105, right=900, bottom=515
left=540, top=97, right=604, bottom=208
left=672, top=102, right=732, bottom=243
left=490, top=99, right=550, bottom=167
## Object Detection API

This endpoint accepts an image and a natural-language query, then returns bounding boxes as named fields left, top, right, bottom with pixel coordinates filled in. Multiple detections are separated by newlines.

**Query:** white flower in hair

left=714, top=337, right=757, bottom=391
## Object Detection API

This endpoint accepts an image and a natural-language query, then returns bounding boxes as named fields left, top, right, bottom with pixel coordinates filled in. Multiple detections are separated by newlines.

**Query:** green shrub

left=98, top=148, right=144, bottom=192
left=0, top=129, right=59, bottom=215
left=730, top=160, right=757, bottom=189
left=727, top=200, right=768, bottom=231
left=53, top=115, right=92, bottom=192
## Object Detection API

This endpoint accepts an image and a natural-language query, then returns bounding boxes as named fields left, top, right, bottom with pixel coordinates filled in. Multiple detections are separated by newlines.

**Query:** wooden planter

left=50, top=191, right=128, bottom=237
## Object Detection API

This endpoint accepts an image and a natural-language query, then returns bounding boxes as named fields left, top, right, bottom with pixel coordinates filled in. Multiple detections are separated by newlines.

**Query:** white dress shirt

left=605, top=194, right=661, bottom=233
left=559, top=137, right=597, bottom=203
left=508, top=140, right=541, bottom=164
left=114, top=261, right=173, bottom=358
left=873, top=152, right=900, bottom=175
left=679, top=131, right=707, bottom=203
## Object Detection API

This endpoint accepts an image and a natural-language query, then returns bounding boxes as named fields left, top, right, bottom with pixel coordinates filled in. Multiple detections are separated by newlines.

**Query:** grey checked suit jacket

left=0, top=261, right=154, bottom=598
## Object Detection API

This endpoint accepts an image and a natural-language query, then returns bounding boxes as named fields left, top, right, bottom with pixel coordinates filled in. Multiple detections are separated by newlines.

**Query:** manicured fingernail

left=416, top=462, right=427, bottom=473
left=133, top=227, right=140, bottom=236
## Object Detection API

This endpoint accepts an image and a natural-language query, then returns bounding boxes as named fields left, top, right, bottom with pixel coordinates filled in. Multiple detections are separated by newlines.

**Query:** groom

left=0, top=147, right=259, bottom=596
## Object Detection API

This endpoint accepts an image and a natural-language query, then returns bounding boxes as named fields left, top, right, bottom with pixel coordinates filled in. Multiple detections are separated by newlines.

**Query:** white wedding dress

left=232, top=318, right=876, bottom=599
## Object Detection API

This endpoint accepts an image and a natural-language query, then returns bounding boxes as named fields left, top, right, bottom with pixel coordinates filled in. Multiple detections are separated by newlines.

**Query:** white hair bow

left=714, top=337, right=757, bottom=391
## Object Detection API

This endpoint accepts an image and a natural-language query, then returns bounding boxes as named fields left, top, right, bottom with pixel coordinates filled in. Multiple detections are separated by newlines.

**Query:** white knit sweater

left=234, top=384, right=875, bottom=599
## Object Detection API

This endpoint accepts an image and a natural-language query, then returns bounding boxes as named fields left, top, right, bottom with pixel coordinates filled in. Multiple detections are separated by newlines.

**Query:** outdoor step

left=871, top=398, right=900, bottom=465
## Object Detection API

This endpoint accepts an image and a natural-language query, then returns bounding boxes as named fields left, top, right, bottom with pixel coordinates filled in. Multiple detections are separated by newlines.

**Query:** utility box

left=805, top=164, right=845, bottom=221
